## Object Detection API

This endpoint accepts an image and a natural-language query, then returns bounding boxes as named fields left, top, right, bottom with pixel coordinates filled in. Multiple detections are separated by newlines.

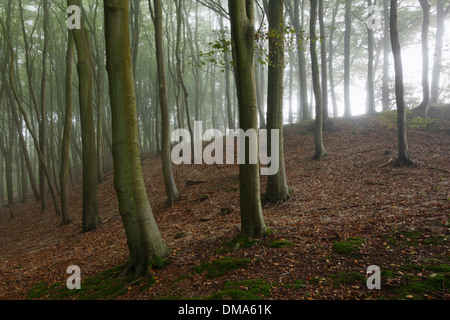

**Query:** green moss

left=330, top=272, right=364, bottom=288
left=200, top=194, right=209, bottom=201
left=195, top=256, right=253, bottom=279
left=26, top=265, right=153, bottom=300
left=393, top=273, right=449, bottom=300
left=399, top=263, right=450, bottom=273
left=381, top=270, right=397, bottom=279
left=294, top=279, right=306, bottom=289
left=218, top=235, right=258, bottom=253
left=332, top=237, right=364, bottom=255
left=270, top=240, right=296, bottom=248
left=423, top=236, right=445, bottom=245
left=26, top=282, right=54, bottom=299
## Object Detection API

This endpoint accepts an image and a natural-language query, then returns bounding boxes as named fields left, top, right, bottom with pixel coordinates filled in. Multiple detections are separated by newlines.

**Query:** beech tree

left=310, top=0, right=327, bottom=160
left=69, top=0, right=100, bottom=233
left=264, top=0, right=290, bottom=204
left=149, top=0, right=180, bottom=206
left=343, top=0, right=352, bottom=117
left=103, top=0, right=171, bottom=277
left=390, top=0, right=413, bottom=166
left=229, top=0, right=267, bottom=239
left=417, top=0, right=431, bottom=116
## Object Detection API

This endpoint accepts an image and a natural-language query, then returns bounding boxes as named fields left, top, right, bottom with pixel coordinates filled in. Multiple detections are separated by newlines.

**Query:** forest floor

left=0, top=107, right=449, bottom=301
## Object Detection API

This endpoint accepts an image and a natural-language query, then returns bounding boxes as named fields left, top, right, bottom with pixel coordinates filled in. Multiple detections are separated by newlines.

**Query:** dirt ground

left=0, top=108, right=449, bottom=300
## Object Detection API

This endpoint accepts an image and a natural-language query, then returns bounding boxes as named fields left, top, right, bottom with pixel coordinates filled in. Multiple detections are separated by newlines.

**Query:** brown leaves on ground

left=0, top=108, right=449, bottom=300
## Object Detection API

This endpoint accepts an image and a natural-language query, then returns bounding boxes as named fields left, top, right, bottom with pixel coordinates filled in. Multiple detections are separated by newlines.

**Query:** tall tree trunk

left=381, top=0, right=391, bottom=111
left=229, top=0, right=267, bottom=239
left=328, top=0, right=339, bottom=118
left=264, top=0, right=290, bottom=204
left=318, top=0, right=328, bottom=123
left=382, top=0, right=391, bottom=111
left=343, top=0, right=352, bottom=117
left=219, top=15, right=235, bottom=130
left=60, top=29, right=75, bottom=226
left=288, top=50, right=294, bottom=124
left=174, top=0, right=194, bottom=161
left=310, top=0, right=327, bottom=160
left=150, top=0, right=180, bottom=206
left=69, top=0, right=100, bottom=232
left=286, top=0, right=310, bottom=121
left=367, top=0, right=376, bottom=114
left=390, top=0, right=412, bottom=166
left=104, top=0, right=171, bottom=278
left=39, top=0, right=50, bottom=212
left=430, top=0, right=445, bottom=105
left=418, top=0, right=431, bottom=116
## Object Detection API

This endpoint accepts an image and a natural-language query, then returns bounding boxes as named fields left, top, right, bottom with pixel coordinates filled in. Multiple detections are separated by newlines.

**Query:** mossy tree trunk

left=264, top=0, right=289, bottom=204
left=229, top=0, right=267, bottom=239
left=69, top=0, right=100, bottom=232
left=104, top=0, right=171, bottom=278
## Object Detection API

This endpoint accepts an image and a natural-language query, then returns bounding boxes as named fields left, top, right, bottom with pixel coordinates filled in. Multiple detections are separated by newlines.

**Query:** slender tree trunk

left=418, top=0, right=431, bottom=116
left=430, top=0, right=445, bottom=105
left=382, top=0, right=391, bottom=111
left=39, top=0, right=50, bottom=212
left=310, top=0, right=327, bottom=160
left=328, top=0, right=339, bottom=117
left=150, top=0, right=180, bottom=206
left=343, top=0, right=352, bottom=117
left=390, top=0, right=412, bottom=166
left=0, top=17, right=60, bottom=215
left=104, top=0, right=171, bottom=278
left=69, top=0, right=100, bottom=232
left=367, top=0, right=376, bottom=114
left=318, top=0, right=328, bottom=123
left=264, top=0, right=290, bottom=204
left=288, top=50, right=294, bottom=125
left=229, top=0, right=267, bottom=239
left=60, top=29, right=75, bottom=226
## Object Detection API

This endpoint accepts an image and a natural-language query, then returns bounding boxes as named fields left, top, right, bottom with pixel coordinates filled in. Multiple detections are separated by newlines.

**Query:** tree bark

left=69, top=0, right=100, bottom=232
left=390, top=0, right=413, bottom=166
left=328, top=0, right=340, bottom=118
left=60, top=29, right=75, bottom=226
left=286, top=0, right=310, bottom=121
left=382, top=0, right=391, bottom=111
left=150, top=0, right=180, bottom=206
left=229, top=0, right=267, bottom=239
left=367, top=0, right=376, bottom=114
left=430, top=0, right=445, bottom=105
left=264, top=0, right=290, bottom=204
left=417, top=0, right=431, bottom=116
left=343, top=0, right=352, bottom=117
left=310, top=0, right=327, bottom=160
left=104, top=0, right=171, bottom=278
left=39, top=0, right=50, bottom=212
left=318, top=0, right=328, bottom=123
